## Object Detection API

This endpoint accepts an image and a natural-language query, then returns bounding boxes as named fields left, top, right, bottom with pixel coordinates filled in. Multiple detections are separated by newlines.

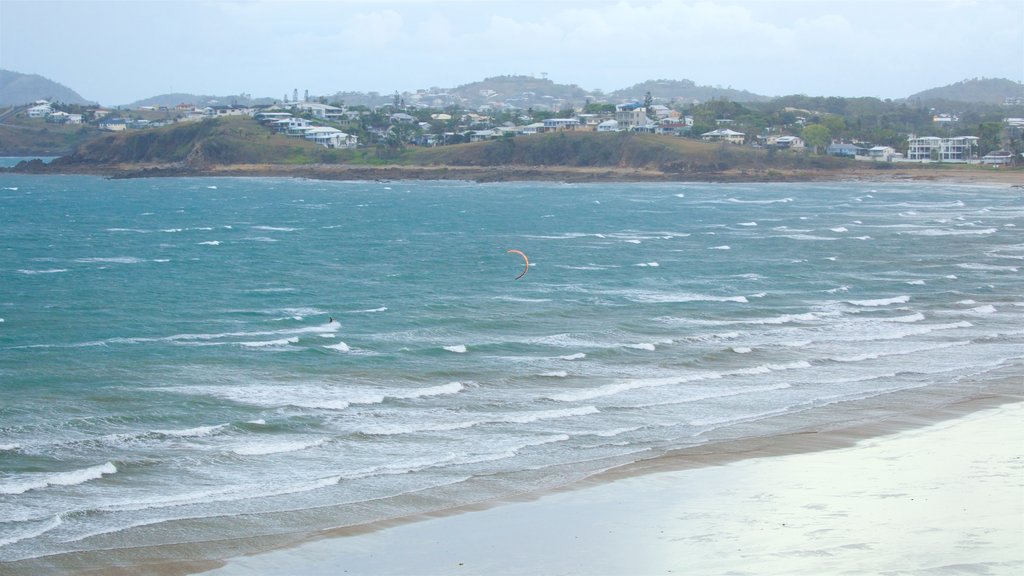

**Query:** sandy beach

left=196, top=396, right=1024, bottom=576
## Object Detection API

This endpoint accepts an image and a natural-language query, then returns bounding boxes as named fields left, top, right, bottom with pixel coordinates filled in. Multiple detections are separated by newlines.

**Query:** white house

left=301, top=126, right=357, bottom=149
left=868, top=146, right=897, bottom=161
left=542, top=118, right=579, bottom=131
left=27, top=103, right=52, bottom=118
left=906, top=135, right=979, bottom=162
left=288, top=101, right=345, bottom=120
left=701, top=128, right=745, bottom=145
left=597, top=119, right=619, bottom=132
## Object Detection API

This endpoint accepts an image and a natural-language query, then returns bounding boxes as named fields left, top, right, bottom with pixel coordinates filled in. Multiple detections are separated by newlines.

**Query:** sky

left=1, top=0, right=1022, bottom=106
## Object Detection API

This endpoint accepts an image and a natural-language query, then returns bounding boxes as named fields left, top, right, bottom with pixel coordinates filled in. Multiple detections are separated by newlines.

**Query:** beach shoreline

left=8, top=376, right=1020, bottom=576
left=6, top=160, right=1024, bottom=186
left=199, top=387, right=1024, bottom=576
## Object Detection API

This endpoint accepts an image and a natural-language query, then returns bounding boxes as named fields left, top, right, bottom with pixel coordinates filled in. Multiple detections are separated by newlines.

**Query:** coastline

left=8, top=377, right=1019, bottom=576
left=200, top=386, right=1024, bottom=576
left=5, top=159, right=1024, bottom=186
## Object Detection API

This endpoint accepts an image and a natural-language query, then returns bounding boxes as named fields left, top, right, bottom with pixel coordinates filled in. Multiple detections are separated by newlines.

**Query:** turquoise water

left=1, top=175, right=1022, bottom=566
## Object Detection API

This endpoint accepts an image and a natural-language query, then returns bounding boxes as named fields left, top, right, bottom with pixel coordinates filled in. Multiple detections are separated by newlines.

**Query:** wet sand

left=198, top=395, right=1024, bottom=576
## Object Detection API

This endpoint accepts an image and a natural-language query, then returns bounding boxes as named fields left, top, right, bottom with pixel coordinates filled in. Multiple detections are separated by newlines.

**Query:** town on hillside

left=10, top=85, right=1024, bottom=166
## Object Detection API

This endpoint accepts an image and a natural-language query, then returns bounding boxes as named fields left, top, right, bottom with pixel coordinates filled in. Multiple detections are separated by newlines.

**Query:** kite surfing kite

left=507, top=249, right=529, bottom=280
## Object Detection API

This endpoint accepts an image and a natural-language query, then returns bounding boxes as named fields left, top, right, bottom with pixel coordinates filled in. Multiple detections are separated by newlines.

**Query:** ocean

left=1, top=174, right=1021, bottom=569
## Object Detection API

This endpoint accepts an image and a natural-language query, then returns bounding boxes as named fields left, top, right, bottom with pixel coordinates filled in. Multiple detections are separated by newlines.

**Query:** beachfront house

left=827, top=142, right=865, bottom=157
left=906, top=135, right=980, bottom=162
left=981, top=150, right=1015, bottom=165
left=701, top=128, right=746, bottom=145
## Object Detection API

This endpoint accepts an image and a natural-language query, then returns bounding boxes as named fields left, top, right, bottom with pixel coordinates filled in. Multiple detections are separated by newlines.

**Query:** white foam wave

left=444, top=344, right=467, bottom=353
left=560, top=353, right=586, bottom=360
left=627, top=291, right=748, bottom=304
left=966, top=305, right=996, bottom=315
left=239, top=337, right=299, bottom=348
left=830, top=227, right=848, bottom=232
left=904, top=228, right=997, bottom=236
left=710, top=245, right=731, bottom=250
left=0, top=462, right=116, bottom=495
left=726, top=197, right=794, bottom=204
left=388, top=381, right=467, bottom=400
left=905, top=279, right=926, bottom=285
left=198, top=240, right=221, bottom=246
left=324, top=341, right=351, bottom=352
left=231, top=438, right=326, bottom=456
left=153, top=424, right=228, bottom=438
left=164, top=382, right=465, bottom=411
left=847, top=295, right=910, bottom=307
left=0, top=515, right=62, bottom=548
left=364, top=406, right=599, bottom=436
left=779, top=234, right=839, bottom=241
left=627, top=343, right=657, bottom=351
left=731, top=347, right=753, bottom=354
left=957, top=263, right=1019, bottom=272
left=743, top=312, right=818, bottom=325
left=552, top=358, right=806, bottom=399
left=888, top=313, right=925, bottom=323
left=351, top=307, right=387, bottom=313
left=95, top=474, right=341, bottom=515
left=74, top=257, right=144, bottom=264
left=16, top=268, right=68, bottom=274
left=0, top=443, right=20, bottom=451
left=540, top=370, right=569, bottom=378
left=636, top=262, right=660, bottom=267
left=738, top=222, right=758, bottom=227
left=252, top=226, right=298, bottom=232
left=828, top=340, right=970, bottom=363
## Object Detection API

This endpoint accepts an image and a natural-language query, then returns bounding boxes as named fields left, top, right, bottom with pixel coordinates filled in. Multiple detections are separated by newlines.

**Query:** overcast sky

left=1, top=0, right=1022, bottom=106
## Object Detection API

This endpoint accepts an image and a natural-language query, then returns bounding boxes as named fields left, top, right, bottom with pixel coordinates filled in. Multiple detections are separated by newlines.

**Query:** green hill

left=0, top=69, right=95, bottom=106
left=30, top=116, right=845, bottom=179
left=49, top=117, right=339, bottom=168
left=907, top=78, right=1023, bottom=105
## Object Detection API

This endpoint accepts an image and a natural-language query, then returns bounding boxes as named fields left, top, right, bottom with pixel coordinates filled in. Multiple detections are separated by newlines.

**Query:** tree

left=801, top=124, right=830, bottom=154
left=644, top=91, right=653, bottom=115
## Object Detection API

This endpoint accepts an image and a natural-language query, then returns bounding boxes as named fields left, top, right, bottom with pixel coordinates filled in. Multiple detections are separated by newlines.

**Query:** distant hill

left=0, top=69, right=95, bottom=107
left=608, top=79, right=771, bottom=104
left=126, top=93, right=277, bottom=109
left=906, top=78, right=1024, bottom=105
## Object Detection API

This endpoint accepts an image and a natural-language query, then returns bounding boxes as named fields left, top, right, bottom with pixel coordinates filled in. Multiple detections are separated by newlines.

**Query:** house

left=827, top=142, right=865, bottom=157
left=27, top=103, right=52, bottom=118
left=301, top=126, right=357, bottom=149
left=542, top=118, right=579, bottom=131
left=906, top=135, right=979, bottom=162
left=597, top=119, right=619, bottom=132
left=981, top=150, right=1015, bottom=165
left=98, top=117, right=128, bottom=132
left=390, top=112, right=416, bottom=124
left=288, top=101, right=345, bottom=120
left=769, top=135, right=805, bottom=149
left=867, top=146, right=897, bottom=161
left=701, top=128, right=745, bottom=145
left=520, top=122, right=546, bottom=135
left=46, top=111, right=82, bottom=125
left=615, top=104, right=650, bottom=131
